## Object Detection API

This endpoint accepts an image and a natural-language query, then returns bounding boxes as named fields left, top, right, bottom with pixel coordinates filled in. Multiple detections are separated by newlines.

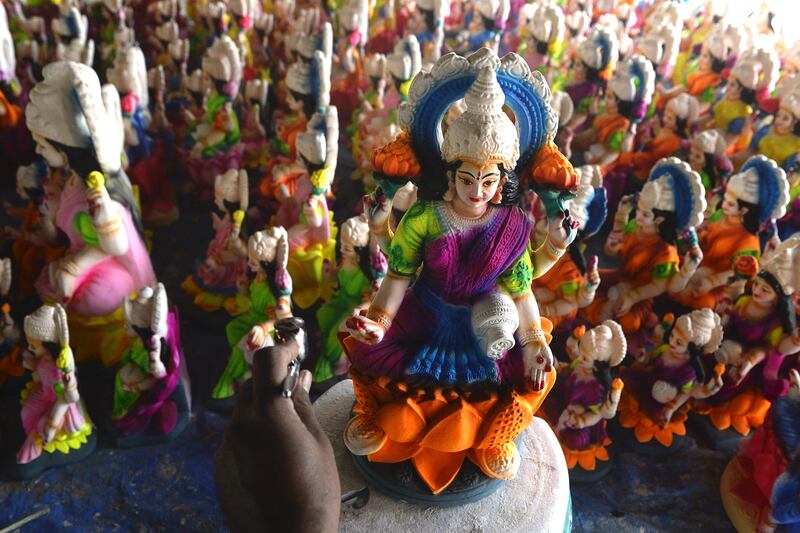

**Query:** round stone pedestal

left=313, top=380, right=572, bottom=532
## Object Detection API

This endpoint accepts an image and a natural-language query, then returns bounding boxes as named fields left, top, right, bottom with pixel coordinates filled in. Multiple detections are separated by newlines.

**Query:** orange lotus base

left=693, top=388, right=771, bottom=436
left=617, top=391, right=688, bottom=447
left=349, top=368, right=556, bottom=494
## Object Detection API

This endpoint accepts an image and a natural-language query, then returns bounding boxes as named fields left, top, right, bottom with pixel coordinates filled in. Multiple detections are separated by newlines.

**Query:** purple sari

left=559, top=373, right=609, bottom=450
left=347, top=205, right=531, bottom=387
left=622, top=357, right=698, bottom=422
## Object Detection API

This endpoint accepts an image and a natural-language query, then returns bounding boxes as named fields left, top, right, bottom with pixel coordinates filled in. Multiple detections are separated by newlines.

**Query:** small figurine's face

left=726, top=78, right=742, bottom=100
left=698, top=49, right=712, bottom=72
left=668, top=323, right=690, bottom=356
left=689, top=144, right=706, bottom=170
left=752, top=276, right=778, bottom=306
left=573, top=60, right=586, bottom=82
left=605, top=91, right=618, bottom=114
left=33, top=134, right=66, bottom=169
left=662, top=109, right=677, bottom=131
left=635, top=196, right=656, bottom=230
left=26, top=338, right=46, bottom=358
left=452, top=161, right=503, bottom=208
left=774, top=108, right=796, bottom=135
left=721, top=189, right=744, bottom=217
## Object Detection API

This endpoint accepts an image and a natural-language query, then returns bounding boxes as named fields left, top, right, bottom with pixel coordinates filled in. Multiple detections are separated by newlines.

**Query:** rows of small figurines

left=0, top=0, right=798, bottom=526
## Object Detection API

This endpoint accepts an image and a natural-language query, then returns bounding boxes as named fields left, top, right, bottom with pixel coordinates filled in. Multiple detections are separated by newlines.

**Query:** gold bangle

left=544, top=239, right=566, bottom=262
left=366, top=308, right=393, bottom=331
left=386, top=270, right=410, bottom=280
left=518, top=329, right=546, bottom=346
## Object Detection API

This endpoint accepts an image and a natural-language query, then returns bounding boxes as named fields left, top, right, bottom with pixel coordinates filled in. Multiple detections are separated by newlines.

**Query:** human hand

left=523, top=340, right=553, bottom=391
left=585, top=256, right=600, bottom=287
left=214, top=342, right=340, bottom=533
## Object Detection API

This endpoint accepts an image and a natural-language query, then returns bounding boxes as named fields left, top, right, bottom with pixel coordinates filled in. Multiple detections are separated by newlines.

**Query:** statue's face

left=668, top=323, right=690, bottom=356
left=33, top=133, right=66, bottom=169
left=688, top=144, right=706, bottom=170
left=452, top=161, right=503, bottom=208
left=662, top=109, right=677, bottom=131
left=774, top=108, right=796, bottom=135
left=635, top=195, right=656, bottom=231
left=726, top=78, right=742, bottom=100
left=698, top=49, right=712, bottom=72
left=573, top=59, right=586, bottom=82
left=752, top=276, right=778, bottom=307
left=341, top=217, right=369, bottom=248
left=721, top=189, right=743, bottom=218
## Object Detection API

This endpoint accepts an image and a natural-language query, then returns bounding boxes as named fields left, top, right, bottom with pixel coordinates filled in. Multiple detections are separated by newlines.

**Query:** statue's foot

left=344, top=414, right=387, bottom=456
left=483, top=442, right=520, bottom=480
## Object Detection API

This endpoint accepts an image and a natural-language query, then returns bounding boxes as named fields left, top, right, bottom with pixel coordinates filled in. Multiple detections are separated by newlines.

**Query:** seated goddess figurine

left=341, top=49, right=576, bottom=496
left=313, top=214, right=387, bottom=382
left=582, top=158, right=705, bottom=337
left=564, top=26, right=617, bottom=129
left=532, top=164, right=605, bottom=335
left=544, top=321, right=626, bottom=481
left=693, top=238, right=800, bottom=444
left=182, top=169, right=249, bottom=315
left=112, top=283, right=189, bottom=446
left=618, top=309, right=725, bottom=452
left=210, top=227, right=293, bottom=408
left=25, top=61, right=156, bottom=366
left=7, top=304, right=96, bottom=479
left=672, top=156, right=789, bottom=312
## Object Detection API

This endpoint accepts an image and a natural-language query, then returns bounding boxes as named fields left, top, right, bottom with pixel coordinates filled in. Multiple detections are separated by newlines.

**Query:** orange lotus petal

left=368, top=439, right=421, bottom=463
left=565, top=453, right=579, bottom=469
left=350, top=373, right=379, bottom=416
left=419, top=398, right=482, bottom=452
left=729, top=392, right=754, bottom=415
left=634, top=423, right=655, bottom=443
left=475, top=393, right=534, bottom=450
left=731, top=415, right=752, bottom=436
left=654, top=427, right=674, bottom=447
left=412, top=448, right=467, bottom=494
left=375, top=398, right=427, bottom=443
left=470, top=395, right=499, bottom=417
left=418, top=390, right=449, bottom=420
left=596, top=446, right=609, bottom=461
left=578, top=452, right=597, bottom=471
left=618, top=410, right=640, bottom=428
left=671, top=422, right=687, bottom=436
left=710, top=411, right=732, bottom=431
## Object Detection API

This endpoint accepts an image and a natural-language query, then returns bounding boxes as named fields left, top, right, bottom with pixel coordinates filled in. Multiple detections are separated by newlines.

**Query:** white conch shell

left=471, top=290, right=519, bottom=359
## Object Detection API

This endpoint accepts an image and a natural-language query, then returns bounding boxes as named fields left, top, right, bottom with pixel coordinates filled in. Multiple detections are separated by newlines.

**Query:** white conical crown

left=440, top=66, right=519, bottom=169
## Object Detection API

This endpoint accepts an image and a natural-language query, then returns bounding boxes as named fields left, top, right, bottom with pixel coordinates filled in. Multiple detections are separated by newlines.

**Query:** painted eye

left=460, top=178, right=472, bottom=186
left=482, top=181, right=496, bottom=188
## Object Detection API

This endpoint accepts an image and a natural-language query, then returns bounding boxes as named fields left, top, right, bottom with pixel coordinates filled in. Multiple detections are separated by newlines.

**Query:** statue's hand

left=363, top=187, right=391, bottom=236
left=523, top=340, right=553, bottom=391
left=345, top=314, right=385, bottom=345
left=546, top=210, right=579, bottom=250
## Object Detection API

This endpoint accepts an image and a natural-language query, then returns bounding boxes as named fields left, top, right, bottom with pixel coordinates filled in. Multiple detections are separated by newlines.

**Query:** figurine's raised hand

left=214, top=341, right=340, bottom=533
left=523, top=340, right=553, bottom=391
left=546, top=210, right=579, bottom=250
left=363, top=187, right=391, bottom=236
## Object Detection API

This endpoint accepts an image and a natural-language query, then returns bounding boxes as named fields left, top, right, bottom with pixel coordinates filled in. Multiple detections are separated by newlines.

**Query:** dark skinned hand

left=214, top=343, right=341, bottom=533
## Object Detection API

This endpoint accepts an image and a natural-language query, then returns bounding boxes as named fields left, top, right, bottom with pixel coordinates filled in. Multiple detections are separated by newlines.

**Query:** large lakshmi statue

left=25, top=61, right=156, bottom=366
left=340, top=48, right=577, bottom=497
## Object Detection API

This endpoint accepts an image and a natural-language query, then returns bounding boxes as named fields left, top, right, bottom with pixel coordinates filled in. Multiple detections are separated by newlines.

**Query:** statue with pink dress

left=5, top=304, right=96, bottom=480
left=182, top=169, right=249, bottom=315
left=26, top=61, right=156, bottom=367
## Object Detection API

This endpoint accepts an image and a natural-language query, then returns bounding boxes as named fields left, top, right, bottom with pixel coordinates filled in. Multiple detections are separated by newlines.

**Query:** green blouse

left=387, top=201, right=534, bottom=296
